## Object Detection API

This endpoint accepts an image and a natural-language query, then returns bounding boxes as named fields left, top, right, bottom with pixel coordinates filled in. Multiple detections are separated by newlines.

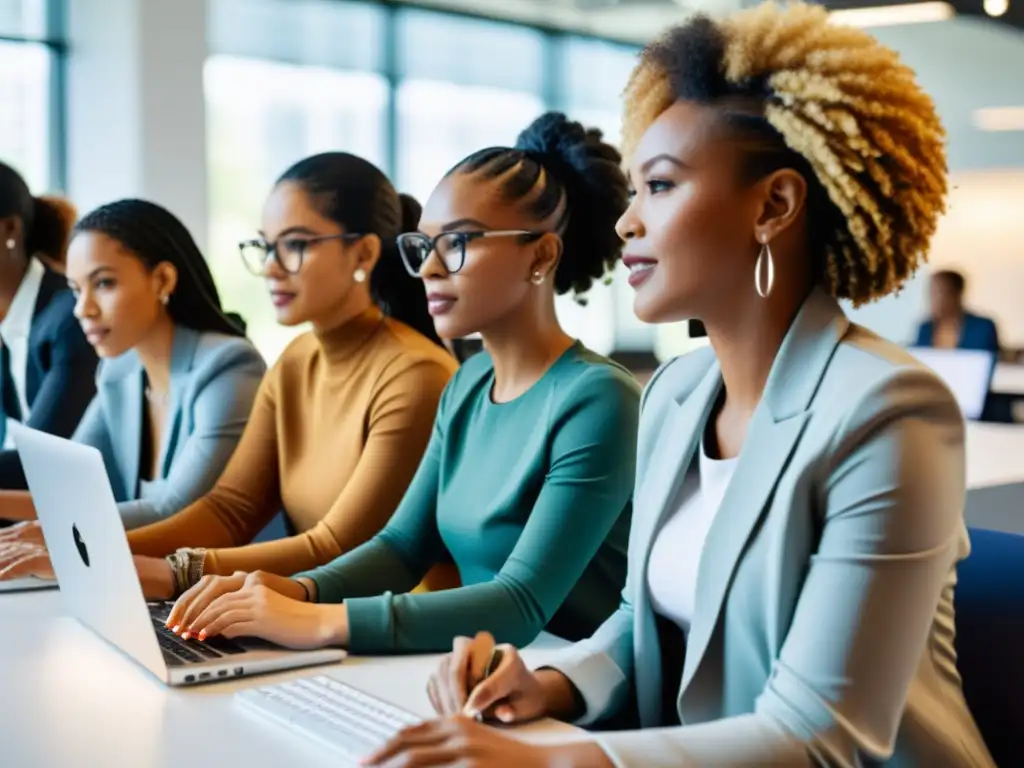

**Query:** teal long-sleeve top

left=295, top=342, right=640, bottom=654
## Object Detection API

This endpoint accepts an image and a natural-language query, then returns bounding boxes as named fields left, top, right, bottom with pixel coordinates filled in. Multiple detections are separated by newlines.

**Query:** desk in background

left=965, top=422, right=1024, bottom=535
left=0, top=591, right=582, bottom=768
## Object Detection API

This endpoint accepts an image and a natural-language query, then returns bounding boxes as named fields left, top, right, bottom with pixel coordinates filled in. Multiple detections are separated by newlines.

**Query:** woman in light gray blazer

left=0, top=199, right=264, bottom=535
left=366, top=5, right=995, bottom=768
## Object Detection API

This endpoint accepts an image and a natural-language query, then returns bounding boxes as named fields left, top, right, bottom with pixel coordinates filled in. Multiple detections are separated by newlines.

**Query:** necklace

left=144, top=386, right=170, bottom=407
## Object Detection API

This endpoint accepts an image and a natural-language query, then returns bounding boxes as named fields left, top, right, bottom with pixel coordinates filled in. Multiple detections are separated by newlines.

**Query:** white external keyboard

left=236, top=675, right=422, bottom=761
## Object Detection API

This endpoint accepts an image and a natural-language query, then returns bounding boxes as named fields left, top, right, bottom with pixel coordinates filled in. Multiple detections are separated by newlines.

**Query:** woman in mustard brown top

left=3, top=153, right=457, bottom=593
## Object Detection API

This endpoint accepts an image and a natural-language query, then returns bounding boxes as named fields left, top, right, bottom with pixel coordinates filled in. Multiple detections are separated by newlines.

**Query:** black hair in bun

left=447, top=111, right=629, bottom=300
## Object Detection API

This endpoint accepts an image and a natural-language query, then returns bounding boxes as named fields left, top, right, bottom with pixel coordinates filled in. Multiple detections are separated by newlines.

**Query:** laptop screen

left=907, top=347, right=994, bottom=421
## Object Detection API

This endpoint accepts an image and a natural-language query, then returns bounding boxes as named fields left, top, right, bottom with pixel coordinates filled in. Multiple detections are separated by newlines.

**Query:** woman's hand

left=427, top=632, right=548, bottom=724
left=362, top=716, right=614, bottom=768
left=0, top=520, right=44, bottom=546
left=182, top=580, right=346, bottom=649
left=0, top=542, right=53, bottom=580
left=166, top=570, right=308, bottom=638
left=133, top=556, right=176, bottom=601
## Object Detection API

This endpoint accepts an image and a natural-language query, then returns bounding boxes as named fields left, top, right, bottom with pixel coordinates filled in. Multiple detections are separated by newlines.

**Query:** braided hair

left=446, top=112, right=630, bottom=303
left=73, top=199, right=244, bottom=337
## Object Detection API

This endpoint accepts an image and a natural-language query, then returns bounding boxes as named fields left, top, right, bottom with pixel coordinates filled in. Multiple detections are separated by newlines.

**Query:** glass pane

left=0, top=41, right=52, bottom=191
left=395, top=8, right=545, bottom=93
left=205, top=55, right=389, bottom=361
left=557, top=37, right=639, bottom=112
left=395, top=78, right=544, bottom=202
left=0, top=0, right=47, bottom=38
left=208, top=0, right=386, bottom=72
left=556, top=40, right=648, bottom=352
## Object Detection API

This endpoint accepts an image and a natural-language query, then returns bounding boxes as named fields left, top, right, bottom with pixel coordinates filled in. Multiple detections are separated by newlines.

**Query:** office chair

left=954, top=526, right=1024, bottom=767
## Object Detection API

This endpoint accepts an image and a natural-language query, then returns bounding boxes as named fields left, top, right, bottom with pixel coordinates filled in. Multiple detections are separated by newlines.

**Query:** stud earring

left=353, top=268, right=367, bottom=283
left=754, top=235, right=775, bottom=299
left=530, top=271, right=545, bottom=285
left=160, top=294, right=170, bottom=306
left=5, top=238, right=14, bottom=251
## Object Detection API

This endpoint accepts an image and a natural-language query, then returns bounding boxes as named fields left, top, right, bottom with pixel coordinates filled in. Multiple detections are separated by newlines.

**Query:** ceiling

left=397, top=0, right=1024, bottom=43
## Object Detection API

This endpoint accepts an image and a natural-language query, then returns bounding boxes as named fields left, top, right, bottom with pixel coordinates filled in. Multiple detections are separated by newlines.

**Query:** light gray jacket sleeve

left=117, top=341, right=265, bottom=530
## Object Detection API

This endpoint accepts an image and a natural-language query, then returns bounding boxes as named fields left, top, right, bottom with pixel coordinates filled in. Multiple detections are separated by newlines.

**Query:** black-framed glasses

left=238, top=233, right=364, bottom=276
left=396, top=230, right=545, bottom=278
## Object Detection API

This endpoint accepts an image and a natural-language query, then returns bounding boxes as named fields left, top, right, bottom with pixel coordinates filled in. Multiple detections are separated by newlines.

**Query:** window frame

left=0, top=0, right=66, bottom=191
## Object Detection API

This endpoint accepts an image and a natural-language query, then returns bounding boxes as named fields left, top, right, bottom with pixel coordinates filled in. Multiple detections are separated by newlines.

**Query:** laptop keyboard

left=147, top=603, right=247, bottom=666
left=237, top=675, right=421, bottom=760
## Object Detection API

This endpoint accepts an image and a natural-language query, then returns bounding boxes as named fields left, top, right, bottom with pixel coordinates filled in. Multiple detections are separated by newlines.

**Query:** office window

left=0, top=0, right=59, bottom=191
left=0, top=41, right=52, bottom=190
left=205, top=55, right=388, bottom=360
left=394, top=9, right=546, bottom=201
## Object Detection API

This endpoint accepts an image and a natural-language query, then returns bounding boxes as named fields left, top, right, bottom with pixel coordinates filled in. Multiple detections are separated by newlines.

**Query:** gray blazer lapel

left=678, top=288, right=850, bottom=704
left=159, top=326, right=199, bottom=477
left=631, top=359, right=721, bottom=727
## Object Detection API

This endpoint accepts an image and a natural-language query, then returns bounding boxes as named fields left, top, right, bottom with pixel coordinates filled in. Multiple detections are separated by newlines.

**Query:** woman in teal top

left=164, top=112, right=640, bottom=653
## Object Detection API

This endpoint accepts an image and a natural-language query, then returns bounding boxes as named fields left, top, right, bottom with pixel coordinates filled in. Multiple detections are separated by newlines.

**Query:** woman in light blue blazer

left=0, top=199, right=264, bottom=534
left=366, top=5, right=995, bottom=768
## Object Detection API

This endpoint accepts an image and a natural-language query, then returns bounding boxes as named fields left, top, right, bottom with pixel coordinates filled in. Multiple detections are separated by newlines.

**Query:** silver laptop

left=12, top=424, right=346, bottom=686
left=907, top=347, right=994, bottom=421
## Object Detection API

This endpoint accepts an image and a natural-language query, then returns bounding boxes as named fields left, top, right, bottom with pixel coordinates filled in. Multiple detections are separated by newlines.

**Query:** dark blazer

left=0, top=267, right=98, bottom=488
left=915, top=311, right=1000, bottom=355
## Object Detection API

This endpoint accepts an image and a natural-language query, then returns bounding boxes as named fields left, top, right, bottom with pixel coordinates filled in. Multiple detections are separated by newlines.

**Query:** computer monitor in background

left=907, top=347, right=995, bottom=421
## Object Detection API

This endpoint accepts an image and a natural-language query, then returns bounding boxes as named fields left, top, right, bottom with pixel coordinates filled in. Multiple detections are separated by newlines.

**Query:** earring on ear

left=353, top=268, right=367, bottom=284
left=160, top=294, right=170, bottom=306
left=530, top=271, right=545, bottom=285
left=5, top=238, right=14, bottom=251
left=754, top=234, right=775, bottom=299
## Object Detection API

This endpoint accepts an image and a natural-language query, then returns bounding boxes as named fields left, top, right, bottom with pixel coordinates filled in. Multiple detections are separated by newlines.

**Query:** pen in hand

left=469, top=647, right=504, bottom=722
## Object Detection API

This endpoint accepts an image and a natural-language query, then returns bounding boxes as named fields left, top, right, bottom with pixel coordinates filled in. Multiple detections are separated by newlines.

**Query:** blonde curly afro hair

left=621, top=2, right=947, bottom=305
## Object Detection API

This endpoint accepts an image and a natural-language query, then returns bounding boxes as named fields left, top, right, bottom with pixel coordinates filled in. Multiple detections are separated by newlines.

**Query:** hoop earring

left=754, top=239, right=775, bottom=299
left=5, top=238, right=14, bottom=251
left=530, top=271, right=544, bottom=285
left=353, top=268, right=367, bottom=283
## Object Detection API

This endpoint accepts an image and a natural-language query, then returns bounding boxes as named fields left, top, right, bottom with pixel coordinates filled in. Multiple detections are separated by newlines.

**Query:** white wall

left=65, top=0, right=209, bottom=245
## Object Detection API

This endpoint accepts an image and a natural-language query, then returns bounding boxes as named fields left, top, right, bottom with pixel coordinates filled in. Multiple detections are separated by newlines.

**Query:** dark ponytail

left=447, top=112, right=630, bottom=303
left=0, top=161, right=76, bottom=268
left=276, top=153, right=443, bottom=348
left=73, top=199, right=245, bottom=337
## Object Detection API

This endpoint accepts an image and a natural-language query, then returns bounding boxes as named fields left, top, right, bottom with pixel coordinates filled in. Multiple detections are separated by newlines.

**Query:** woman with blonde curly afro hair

left=367, top=4, right=996, bottom=768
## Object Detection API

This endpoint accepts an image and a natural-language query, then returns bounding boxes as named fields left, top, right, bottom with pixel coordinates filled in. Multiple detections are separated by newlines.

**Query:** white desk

left=966, top=422, right=1024, bottom=490
left=0, top=591, right=582, bottom=768
left=992, top=363, right=1024, bottom=396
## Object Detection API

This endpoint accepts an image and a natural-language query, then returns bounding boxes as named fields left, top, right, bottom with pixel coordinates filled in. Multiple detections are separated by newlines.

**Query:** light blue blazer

left=548, top=289, right=994, bottom=767
left=71, top=326, right=265, bottom=530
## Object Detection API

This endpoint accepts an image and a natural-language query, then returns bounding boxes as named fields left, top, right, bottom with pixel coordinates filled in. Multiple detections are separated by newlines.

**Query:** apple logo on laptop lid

left=72, top=524, right=90, bottom=568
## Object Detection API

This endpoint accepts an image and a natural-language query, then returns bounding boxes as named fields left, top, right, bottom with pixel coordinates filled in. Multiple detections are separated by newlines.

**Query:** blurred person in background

left=915, top=269, right=1000, bottom=356
left=0, top=162, right=97, bottom=498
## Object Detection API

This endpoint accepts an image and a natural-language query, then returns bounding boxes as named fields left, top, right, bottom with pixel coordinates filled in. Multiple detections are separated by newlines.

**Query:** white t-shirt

left=646, top=439, right=738, bottom=633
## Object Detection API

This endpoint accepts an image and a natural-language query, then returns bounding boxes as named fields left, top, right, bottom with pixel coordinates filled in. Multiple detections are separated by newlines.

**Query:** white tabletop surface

left=0, top=590, right=582, bottom=768
left=966, top=421, right=1024, bottom=490
left=992, top=362, right=1024, bottom=396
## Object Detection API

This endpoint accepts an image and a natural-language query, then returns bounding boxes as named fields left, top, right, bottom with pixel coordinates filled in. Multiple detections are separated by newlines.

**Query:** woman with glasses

left=0, top=156, right=457, bottom=596
left=0, top=199, right=264, bottom=572
left=162, top=112, right=640, bottom=656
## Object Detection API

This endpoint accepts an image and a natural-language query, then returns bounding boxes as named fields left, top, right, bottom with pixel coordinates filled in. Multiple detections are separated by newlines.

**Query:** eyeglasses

left=238, top=233, right=364, bottom=276
left=396, top=230, right=545, bottom=278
